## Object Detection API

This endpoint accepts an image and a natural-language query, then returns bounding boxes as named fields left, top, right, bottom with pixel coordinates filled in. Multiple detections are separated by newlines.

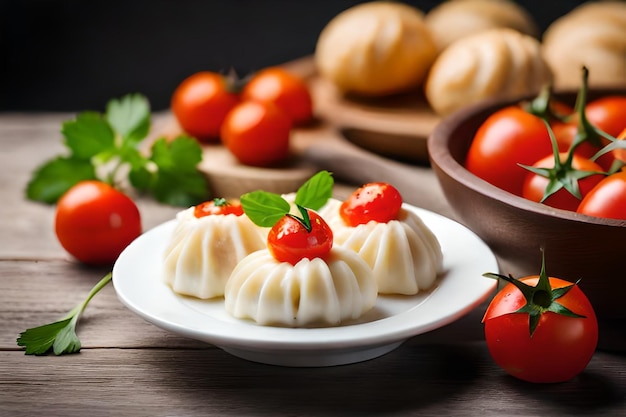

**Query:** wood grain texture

left=1, top=113, right=625, bottom=416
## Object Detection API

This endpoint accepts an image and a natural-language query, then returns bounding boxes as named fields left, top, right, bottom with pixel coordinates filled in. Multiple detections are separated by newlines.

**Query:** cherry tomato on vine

left=611, top=127, right=626, bottom=164
left=522, top=153, right=605, bottom=211
left=220, top=100, right=292, bottom=167
left=551, top=123, right=614, bottom=170
left=465, top=106, right=554, bottom=196
left=194, top=198, right=244, bottom=218
left=483, top=269, right=598, bottom=383
left=55, top=180, right=142, bottom=265
left=171, top=71, right=240, bottom=142
left=267, top=210, right=333, bottom=265
left=577, top=171, right=626, bottom=220
left=242, top=67, right=313, bottom=125
left=340, top=182, right=403, bottom=227
left=585, top=96, right=626, bottom=138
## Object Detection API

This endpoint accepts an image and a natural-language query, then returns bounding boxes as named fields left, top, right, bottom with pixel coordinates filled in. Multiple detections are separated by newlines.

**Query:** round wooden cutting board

left=150, top=56, right=442, bottom=199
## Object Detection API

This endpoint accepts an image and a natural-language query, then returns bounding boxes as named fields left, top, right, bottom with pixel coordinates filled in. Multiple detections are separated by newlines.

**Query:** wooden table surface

left=1, top=113, right=625, bottom=417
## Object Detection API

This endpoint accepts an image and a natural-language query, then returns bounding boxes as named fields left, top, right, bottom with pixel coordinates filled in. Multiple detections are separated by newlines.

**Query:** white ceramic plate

left=113, top=205, right=498, bottom=367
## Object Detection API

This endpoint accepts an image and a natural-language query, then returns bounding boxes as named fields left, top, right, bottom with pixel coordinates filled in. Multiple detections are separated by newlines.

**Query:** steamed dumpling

left=224, top=247, right=377, bottom=327
left=326, top=202, right=443, bottom=295
left=163, top=207, right=266, bottom=299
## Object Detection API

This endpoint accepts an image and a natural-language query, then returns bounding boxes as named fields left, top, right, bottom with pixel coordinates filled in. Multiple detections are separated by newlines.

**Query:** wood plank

left=2, top=345, right=625, bottom=417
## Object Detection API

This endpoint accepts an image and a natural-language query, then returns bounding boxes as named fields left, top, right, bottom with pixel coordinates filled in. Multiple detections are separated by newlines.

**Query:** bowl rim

left=427, top=94, right=626, bottom=228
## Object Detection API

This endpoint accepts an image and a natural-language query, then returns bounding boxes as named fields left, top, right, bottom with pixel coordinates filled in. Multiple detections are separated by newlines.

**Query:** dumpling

left=163, top=206, right=265, bottom=299
left=326, top=204, right=443, bottom=295
left=424, top=28, right=552, bottom=116
left=224, top=247, right=377, bottom=327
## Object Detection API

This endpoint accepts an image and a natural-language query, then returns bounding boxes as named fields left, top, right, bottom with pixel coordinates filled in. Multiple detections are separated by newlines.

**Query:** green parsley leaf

left=294, top=170, right=333, bottom=210
left=148, top=136, right=209, bottom=205
left=26, top=93, right=210, bottom=207
left=62, top=112, right=116, bottom=160
left=26, top=156, right=97, bottom=203
left=240, top=190, right=292, bottom=227
left=17, top=273, right=112, bottom=355
left=106, top=93, right=150, bottom=146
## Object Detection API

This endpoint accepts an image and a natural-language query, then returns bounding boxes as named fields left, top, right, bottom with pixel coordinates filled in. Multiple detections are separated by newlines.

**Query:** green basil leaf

left=240, top=191, right=290, bottom=227
left=62, top=112, right=115, bottom=160
left=294, top=170, right=333, bottom=210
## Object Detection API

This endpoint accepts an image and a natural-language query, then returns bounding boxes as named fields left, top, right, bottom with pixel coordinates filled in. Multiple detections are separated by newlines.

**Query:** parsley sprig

left=17, top=273, right=112, bottom=355
left=240, top=170, right=334, bottom=230
left=26, top=93, right=210, bottom=206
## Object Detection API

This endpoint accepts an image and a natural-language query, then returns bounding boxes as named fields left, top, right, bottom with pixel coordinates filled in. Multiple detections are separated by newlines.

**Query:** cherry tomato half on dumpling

left=194, top=198, right=244, bottom=218
left=340, top=182, right=403, bottom=227
left=267, top=209, right=333, bottom=266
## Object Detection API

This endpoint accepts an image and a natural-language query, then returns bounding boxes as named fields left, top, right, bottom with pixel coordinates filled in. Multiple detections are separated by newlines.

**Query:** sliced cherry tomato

left=55, top=180, right=142, bottom=265
left=483, top=270, right=598, bottom=383
left=465, top=106, right=554, bottom=196
left=194, top=198, right=243, bottom=218
left=171, top=71, right=240, bottom=142
left=267, top=210, right=333, bottom=265
left=242, top=67, right=313, bottom=125
left=577, top=171, right=626, bottom=220
left=220, top=100, right=292, bottom=167
left=522, top=153, right=605, bottom=211
left=585, top=96, right=626, bottom=138
left=340, top=182, right=403, bottom=227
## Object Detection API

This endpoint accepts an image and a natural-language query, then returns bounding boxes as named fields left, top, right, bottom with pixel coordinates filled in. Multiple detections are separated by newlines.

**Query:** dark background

left=0, top=0, right=589, bottom=112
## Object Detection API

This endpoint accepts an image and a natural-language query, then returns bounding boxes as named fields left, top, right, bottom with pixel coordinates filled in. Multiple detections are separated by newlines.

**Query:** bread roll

left=425, top=0, right=539, bottom=53
left=542, top=1, right=626, bottom=90
left=314, top=1, right=437, bottom=96
left=424, top=28, right=552, bottom=116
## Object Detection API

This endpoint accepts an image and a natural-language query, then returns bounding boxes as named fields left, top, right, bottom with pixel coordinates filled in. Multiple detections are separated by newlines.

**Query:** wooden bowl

left=428, top=91, right=626, bottom=323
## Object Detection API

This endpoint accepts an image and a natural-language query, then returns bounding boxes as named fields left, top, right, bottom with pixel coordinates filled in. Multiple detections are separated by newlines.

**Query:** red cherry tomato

left=55, top=181, right=142, bottom=265
left=242, top=67, right=313, bottom=125
left=340, top=182, right=403, bottom=227
left=611, top=127, right=626, bottom=164
left=220, top=100, right=292, bottom=167
left=194, top=198, right=244, bottom=218
left=483, top=275, right=598, bottom=383
left=585, top=96, right=626, bottom=138
left=171, top=71, right=240, bottom=142
left=466, top=106, right=554, bottom=196
left=577, top=171, right=626, bottom=220
left=522, top=153, right=605, bottom=211
left=267, top=210, right=333, bottom=266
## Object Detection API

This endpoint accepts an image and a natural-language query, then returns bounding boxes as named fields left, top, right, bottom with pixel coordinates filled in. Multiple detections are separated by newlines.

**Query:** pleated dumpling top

left=324, top=200, right=444, bottom=295
left=224, top=247, right=377, bottom=327
left=163, top=207, right=266, bottom=299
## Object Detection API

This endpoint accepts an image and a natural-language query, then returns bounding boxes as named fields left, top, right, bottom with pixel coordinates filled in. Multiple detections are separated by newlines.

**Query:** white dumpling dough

left=224, top=247, right=377, bottom=327
left=325, top=201, right=443, bottom=295
left=163, top=207, right=266, bottom=299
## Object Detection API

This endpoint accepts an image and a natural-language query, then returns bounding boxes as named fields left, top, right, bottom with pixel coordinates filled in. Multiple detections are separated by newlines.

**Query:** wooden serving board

left=151, top=56, right=442, bottom=199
